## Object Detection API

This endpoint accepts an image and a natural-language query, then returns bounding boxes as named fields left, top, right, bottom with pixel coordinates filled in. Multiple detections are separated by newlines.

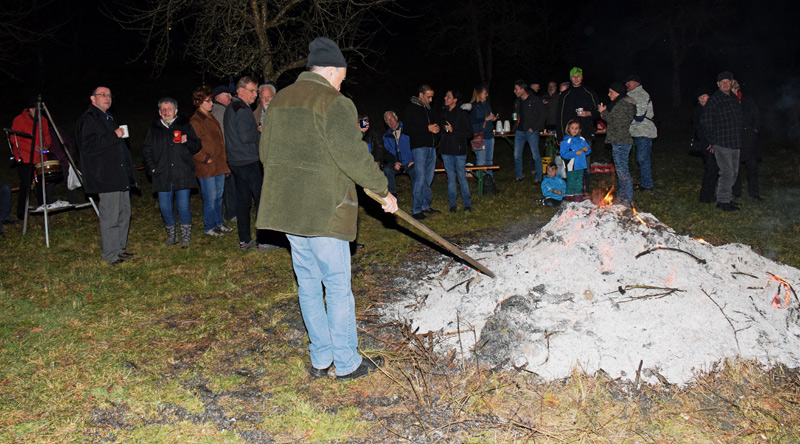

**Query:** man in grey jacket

left=625, top=74, right=658, bottom=191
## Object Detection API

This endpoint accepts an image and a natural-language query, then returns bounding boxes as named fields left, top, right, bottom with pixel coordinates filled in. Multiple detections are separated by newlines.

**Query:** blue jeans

left=228, top=161, right=263, bottom=243
left=633, top=136, right=653, bottom=189
left=382, top=162, right=417, bottom=197
left=158, top=187, right=191, bottom=226
left=475, top=137, right=495, bottom=176
left=198, top=174, right=225, bottom=232
left=442, top=154, right=471, bottom=208
left=612, top=144, right=633, bottom=202
left=286, top=235, right=361, bottom=376
left=411, top=147, right=435, bottom=214
left=514, top=130, right=542, bottom=181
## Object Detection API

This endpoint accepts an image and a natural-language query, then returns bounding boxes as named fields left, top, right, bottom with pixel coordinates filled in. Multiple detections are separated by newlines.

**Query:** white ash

left=381, top=200, right=800, bottom=385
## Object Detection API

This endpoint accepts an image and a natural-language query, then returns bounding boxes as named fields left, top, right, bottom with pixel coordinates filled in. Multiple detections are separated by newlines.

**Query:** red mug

left=173, top=130, right=182, bottom=143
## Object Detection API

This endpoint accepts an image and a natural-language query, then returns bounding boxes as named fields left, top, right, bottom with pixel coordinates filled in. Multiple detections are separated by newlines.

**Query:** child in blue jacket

left=538, top=162, right=566, bottom=207
left=560, top=120, right=591, bottom=201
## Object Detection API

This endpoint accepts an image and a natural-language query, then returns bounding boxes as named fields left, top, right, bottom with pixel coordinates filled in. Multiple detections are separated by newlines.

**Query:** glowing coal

left=382, top=201, right=800, bottom=385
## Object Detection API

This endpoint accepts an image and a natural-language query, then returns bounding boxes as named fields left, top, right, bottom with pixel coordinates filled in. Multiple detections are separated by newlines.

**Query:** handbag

left=471, top=106, right=487, bottom=152
left=67, top=165, right=82, bottom=190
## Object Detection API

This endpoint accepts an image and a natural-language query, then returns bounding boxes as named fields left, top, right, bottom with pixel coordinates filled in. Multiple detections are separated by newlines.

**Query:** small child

left=559, top=120, right=591, bottom=202
left=538, top=162, right=566, bottom=207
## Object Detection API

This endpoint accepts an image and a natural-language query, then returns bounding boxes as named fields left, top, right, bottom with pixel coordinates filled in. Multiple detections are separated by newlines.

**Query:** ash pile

left=381, top=200, right=800, bottom=385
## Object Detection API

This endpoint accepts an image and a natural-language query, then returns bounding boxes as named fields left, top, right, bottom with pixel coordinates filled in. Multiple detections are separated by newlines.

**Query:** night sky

left=2, top=0, right=799, bottom=144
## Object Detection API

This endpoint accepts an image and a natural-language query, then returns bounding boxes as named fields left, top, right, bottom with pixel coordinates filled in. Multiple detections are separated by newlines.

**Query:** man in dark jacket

left=403, top=85, right=440, bottom=220
left=76, top=86, right=139, bottom=265
left=224, top=76, right=273, bottom=250
left=257, top=37, right=397, bottom=380
left=701, top=71, right=743, bottom=212
left=512, top=79, right=546, bottom=182
left=382, top=111, right=416, bottom=198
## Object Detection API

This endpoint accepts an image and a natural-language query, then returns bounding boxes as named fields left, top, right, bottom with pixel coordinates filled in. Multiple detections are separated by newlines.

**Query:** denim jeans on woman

left=158, top=186, right=191, bottom=226
left=475, top=137, right=495, bottom=176
left=442, top=154, right=471, bottom=209
left=633, top=136, right=654, bottom=189
left=198, top=174, right=225, bottom=232
left=612, top=144, right=633, bottom=203
left=286, top=234, right=362, bottom=376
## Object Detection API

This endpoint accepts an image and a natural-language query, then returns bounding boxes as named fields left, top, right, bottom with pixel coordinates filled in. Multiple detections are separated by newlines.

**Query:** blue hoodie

left=541, top=175, right=566, bottom=200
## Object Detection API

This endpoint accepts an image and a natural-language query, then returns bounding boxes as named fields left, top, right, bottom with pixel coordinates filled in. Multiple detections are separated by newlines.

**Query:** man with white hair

left=254, top=83, right=276, bottom=130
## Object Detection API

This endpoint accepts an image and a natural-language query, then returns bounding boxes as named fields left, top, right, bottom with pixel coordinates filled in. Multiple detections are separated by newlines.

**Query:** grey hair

left=383, top=111, right=397, bottom=120
left=157, top=97, right=178, bottom=111
left=258, top=84, right=276, bottom=94
left=236, top=76, right=256, bottom=90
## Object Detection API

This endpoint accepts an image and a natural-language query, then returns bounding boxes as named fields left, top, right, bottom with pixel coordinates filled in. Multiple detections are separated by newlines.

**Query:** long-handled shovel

left=364, top=189, right=495, bottom=279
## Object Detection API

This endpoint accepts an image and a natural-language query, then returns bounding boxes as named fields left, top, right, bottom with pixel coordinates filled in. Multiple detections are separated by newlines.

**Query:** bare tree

left=0, top=0, right=65, bottom=81
left=107, top=0, right=396, bottom=82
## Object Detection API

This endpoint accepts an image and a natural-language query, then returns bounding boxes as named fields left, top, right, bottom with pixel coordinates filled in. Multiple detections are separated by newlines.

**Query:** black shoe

left=637, top=184, right=653, bottom=191
left=717, top=202, right=739, bottom=212
left=464, top=206, right=471, bottom=212
left=412, top=212, right=427, bottom=220
left=449, top=207, right=457, bottom=213
left=309, top=363, right=333, bottom=378
left=515, top=177, right=524, bottom=182
left=1, top=218, right=19, bottom=225
left=118, top=252, right=134, bottom=259
left=750, top=195, right=764, bottom=201
left=729, top=201, right=740, bottom=208
left=336, top=356, right=383, bottom=381
left=424, top=208, right=441, bottom=214
left=110, top=258, right=125, bottom=265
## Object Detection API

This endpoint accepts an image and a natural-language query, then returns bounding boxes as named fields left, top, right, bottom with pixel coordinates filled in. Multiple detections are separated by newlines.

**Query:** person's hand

left=597, top=104, right=606, bottom=113
left=180, top=135, right=188, bottom=143
left=394, top=162, right=401, bottom=171
left=445, top=121, right=452, bottom=133
left=428, top=123, right=440, bottom=134
left=554, top=189, right=563, bottom=195
left=408, top=161, right=414, bottom=167
left=707, top=145, right=714, bottom=153
left=487, top=114, right=497, bottom=122
left=381, top=193, right=398, bottom=213
left=114, top=127, right=125, bottom=138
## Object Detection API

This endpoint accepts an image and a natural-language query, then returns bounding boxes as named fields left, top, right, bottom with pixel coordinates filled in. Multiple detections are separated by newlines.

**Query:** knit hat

left=695, top=85, right=712, bottom=98
left=609, top=82, right=626, bottom=96
left=717, top=71, right=734, bottom=82
left=569, top=67, right=583, bottom=77
left=307, top=37, right=347, bottom=68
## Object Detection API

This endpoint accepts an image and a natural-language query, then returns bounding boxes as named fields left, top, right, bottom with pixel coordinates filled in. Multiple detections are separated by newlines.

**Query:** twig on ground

left=447, top=277, right=474, bottom=292
left=544, top=330, right=563, bottom=364
left=440, top=260, right=452, bottom=277
left=702, top=288, right=740, bottom=352
left=731, top=271, right=759, bottom=279
left=616, top=285, right=685, bottom=303
left=636, top=246, right=707, bottom=264
left=633, top=359, right=643, bottom=391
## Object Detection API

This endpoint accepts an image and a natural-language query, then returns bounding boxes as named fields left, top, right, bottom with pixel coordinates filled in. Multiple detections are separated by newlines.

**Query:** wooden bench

left=433, top=165, right=500, bottom=195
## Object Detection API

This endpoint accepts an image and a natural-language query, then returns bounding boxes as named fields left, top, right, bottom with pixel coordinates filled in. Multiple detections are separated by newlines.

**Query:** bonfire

left=383, top=198, right=800, bottom=386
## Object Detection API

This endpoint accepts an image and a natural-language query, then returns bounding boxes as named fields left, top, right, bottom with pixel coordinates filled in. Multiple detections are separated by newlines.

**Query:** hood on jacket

left=151, top=113, right=191, bottom=129
left=410, top=96, right=430, bottom=109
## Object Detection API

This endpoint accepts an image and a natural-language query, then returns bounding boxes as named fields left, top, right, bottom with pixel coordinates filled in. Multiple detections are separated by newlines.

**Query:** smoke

left=767, top=77, right=800, bottom=140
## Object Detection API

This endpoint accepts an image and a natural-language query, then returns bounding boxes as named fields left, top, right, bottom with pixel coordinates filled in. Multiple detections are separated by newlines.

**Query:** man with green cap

left=556, top=67, right=599, bottom=192
left=257, top=37, right=398, bottom=380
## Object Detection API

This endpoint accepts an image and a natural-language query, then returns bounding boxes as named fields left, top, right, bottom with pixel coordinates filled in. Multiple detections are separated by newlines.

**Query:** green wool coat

left=256, top=71, right=389, bottom=241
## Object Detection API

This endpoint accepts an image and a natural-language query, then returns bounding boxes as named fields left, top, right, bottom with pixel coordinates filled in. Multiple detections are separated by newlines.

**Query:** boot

left=180, top=224, right=192, bottom=249
left=164, top=224, right=178, bottom=246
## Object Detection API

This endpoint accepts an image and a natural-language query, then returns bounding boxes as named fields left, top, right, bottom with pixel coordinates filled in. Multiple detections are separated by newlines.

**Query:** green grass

left=1, top=121, right=798, bottom=442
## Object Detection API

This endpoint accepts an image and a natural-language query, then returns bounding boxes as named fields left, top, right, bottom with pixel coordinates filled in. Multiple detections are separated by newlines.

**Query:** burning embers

left=383, top=200, right=800, bottom=385
left=767, top=273, right=798, bottom=309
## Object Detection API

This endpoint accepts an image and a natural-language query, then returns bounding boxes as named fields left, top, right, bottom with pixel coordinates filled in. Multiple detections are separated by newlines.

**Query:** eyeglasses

left=203, top=99, right=213, bottom=103
left=245, top=88, right=257, bottom=94
left=94, top=93, right=113, bottom=99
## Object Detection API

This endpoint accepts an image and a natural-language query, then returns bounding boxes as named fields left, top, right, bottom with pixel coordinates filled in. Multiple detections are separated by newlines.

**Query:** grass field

left=1, top=117, right=799, bottom=443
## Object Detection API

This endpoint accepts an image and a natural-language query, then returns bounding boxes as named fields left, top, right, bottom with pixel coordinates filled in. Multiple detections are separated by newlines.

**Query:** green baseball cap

left=569, top=67, right=583, bottom=77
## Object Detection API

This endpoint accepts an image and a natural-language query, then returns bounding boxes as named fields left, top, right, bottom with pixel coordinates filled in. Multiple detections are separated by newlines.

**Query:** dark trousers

left=228, top=161, right=266, bottom=244
left=733, top=158, right=760, bottom=198
left=223, top=172, right=237, bottom=220
left=699, top=149, right=719, bottom=203
left=16, top=163, right=54, bottom=219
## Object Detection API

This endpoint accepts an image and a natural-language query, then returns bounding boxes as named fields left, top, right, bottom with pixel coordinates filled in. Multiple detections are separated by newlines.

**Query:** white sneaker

left=205, top=228, right=223, bottom=237
left=216, top=224, right=234, bottom=233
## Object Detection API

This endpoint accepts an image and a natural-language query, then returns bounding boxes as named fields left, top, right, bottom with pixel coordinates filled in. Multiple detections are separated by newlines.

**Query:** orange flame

left=632, top=205, right=648, bottom=227
left=602, top=186, right=614, bottom=206
left=767, top=273, right=795, bottom=309
left=695, top=238, right=709, bottom=245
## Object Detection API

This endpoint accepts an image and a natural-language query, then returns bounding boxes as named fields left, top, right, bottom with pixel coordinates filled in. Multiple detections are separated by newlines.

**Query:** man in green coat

left=257, top=37, right=398, bottom=380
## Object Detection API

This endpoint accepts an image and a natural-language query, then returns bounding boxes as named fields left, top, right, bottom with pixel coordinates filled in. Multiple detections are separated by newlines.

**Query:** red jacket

left=10, top=109, right=51, bottom=164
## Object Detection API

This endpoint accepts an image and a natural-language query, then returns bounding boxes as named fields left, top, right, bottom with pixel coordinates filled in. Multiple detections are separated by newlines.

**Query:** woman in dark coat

left=142, top=97, right=202, bottom=247
left=691, top=88, right=717, bottom=203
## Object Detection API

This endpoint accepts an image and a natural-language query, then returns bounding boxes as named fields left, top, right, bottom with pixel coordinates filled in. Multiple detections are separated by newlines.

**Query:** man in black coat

left=76, top=86, right=139, bottom=265
left=556, top=67, right=599, bottom=192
